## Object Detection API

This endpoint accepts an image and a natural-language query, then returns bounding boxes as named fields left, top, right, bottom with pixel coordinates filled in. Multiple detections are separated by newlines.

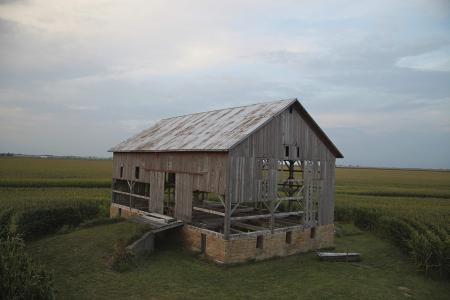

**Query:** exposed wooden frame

left=193, top=206, right=225, bottom=217
left=112, top=190, right=150, bottom=200
left=230, top=211, right=303, bottom=221
left=233, top=221, right=268, bottom=231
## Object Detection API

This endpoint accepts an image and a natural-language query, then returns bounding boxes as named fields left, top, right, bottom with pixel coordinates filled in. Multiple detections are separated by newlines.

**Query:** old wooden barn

left=109, top=98, right=343, bottom=263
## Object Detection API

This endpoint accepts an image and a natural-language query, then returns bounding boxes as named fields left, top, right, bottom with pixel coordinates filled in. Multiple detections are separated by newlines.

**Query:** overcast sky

left=0, top=0, right=449, bottom=168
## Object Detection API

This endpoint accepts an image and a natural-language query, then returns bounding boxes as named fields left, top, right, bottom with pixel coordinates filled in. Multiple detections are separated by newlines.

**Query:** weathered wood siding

left=174, top=173, right=193, bottom=222
left=149, top=171, right=164, bottom=213
left=230, top=108, right=334, bottom=160
left=112, top=152, right=227, bottom=194
left=319, top=159, right=335, bottom=225
left=227, top=106, right=336, bottom=225
left=112, top=152, right=228, bottom=218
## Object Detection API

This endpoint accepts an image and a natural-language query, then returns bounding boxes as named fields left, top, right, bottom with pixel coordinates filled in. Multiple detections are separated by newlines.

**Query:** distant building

left=109, top=98, right=343, bottom=263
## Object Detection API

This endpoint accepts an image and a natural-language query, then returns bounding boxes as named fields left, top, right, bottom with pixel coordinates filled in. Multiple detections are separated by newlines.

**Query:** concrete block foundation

left=180, top=224, right=335, bottom=264
left=111, top=204, right=335, bottom=264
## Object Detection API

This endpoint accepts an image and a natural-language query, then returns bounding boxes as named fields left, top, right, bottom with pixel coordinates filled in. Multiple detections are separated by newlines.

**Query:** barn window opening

left=120, top=166, right=123, bottom=178
left=277, top=160, right=304, bottom=202
left=193, top=190, right=209, bottom=206
left=133, top=181, right=150, bottom=197
left=310, top=227, right=316, bottom=239
left=296, top=146, right=300, bottom=158
left=112, top=179, right=129, bottom=193
left=256, top=235, right=264, bottom=249
left=135, top=167, right=140, bottom=179
left=164, top=172, right=176, bottom=216
left=286, top=231, right=292, bottom=244
left=289, top=107, right=293, bottom=113
left=285, top=146, right=289, bottom=157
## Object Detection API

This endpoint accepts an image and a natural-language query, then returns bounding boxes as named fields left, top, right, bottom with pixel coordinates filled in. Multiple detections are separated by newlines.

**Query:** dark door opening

left=164, top=172, right=176, bottom=216
left=200, top=233, right=206, bottom=254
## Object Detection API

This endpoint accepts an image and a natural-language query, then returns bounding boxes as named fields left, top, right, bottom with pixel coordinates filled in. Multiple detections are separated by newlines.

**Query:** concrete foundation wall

left=181, top=224, right=334, bottom=264
left=111, top=204, right=334, bottom=264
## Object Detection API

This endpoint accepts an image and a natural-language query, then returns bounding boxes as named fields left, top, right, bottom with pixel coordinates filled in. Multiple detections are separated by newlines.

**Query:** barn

left=109, top=98, right=343, bottom=263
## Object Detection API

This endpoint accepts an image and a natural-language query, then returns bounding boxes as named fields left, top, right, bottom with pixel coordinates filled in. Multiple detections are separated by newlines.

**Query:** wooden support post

left=270, top=200, right=275, bottom=234
left=218, top=195, right=225, bottom=208
left=224, top=195, right=231, bottom=240
left=230, top=211, right=303, bottom=221
left=288, top=160, right=295, bottom=211
left=127, top=180, right=135, bottom=210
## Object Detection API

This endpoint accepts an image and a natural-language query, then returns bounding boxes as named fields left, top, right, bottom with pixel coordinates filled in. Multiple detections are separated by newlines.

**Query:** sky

left=0, top=0, right=449, bottom=168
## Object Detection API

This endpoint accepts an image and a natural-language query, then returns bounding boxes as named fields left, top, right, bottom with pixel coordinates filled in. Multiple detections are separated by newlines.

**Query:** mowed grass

left=28, top=221, right=450, bottom=300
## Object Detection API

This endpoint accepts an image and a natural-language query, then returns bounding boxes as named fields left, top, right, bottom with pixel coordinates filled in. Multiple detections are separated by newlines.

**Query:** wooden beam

left=270, top=200, right=275, bottom=233
left=234, top=207, right=256, bottom=213
left=276, top=196, right=303, bottom=201
left=193, top=206, right=225, bottom=217
left=142, top=166, right=206, bottom=176
left=218, top=195, right=225, bottom=207
left=233, top=222, right=269, bottom=231
left=230, top=203, right=239, bottom=216
left=203, top=200, right=223, bottom=208
left=112, top=190, right=150, bottom=200
left=273, top=224, right=304, bottom=233
left=276, top=219, right=301, bottom=226
left=224, top=194, right=231, bottom=240
left=230, top=211, right=303, bottom=221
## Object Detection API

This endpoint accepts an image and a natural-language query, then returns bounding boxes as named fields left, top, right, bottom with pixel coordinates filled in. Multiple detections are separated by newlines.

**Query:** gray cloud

left=0, top=0, right=449, bottom=168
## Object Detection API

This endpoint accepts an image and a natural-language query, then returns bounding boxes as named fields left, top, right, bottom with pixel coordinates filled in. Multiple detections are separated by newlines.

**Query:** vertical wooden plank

left=174, top=173, right=193, bottom=222
left=224, top=154, right=233, bottom=239
left=149, top=171, right=164, bottom=214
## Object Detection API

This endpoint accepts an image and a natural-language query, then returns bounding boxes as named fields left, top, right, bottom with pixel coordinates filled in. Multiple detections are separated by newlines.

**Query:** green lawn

left=28, top=221, right=450, bottom=300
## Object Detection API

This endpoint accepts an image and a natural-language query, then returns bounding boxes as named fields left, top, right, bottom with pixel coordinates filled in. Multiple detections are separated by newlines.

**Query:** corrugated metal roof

left=110, top=98, right=296, bottom=152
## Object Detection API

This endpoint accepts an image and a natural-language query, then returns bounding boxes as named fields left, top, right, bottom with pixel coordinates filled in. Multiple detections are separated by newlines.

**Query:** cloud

left=396, top=46, right=450, bottom=72
left=0, top=0, right=449, bottom=167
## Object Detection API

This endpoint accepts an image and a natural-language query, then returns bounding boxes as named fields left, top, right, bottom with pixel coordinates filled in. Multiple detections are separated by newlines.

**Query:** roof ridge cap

left=160, top=98, right=296, bottom=121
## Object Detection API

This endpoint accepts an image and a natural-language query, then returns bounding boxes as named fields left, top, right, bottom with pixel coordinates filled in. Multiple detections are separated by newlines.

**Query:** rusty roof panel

left=110, top=98, right=296, bottom=152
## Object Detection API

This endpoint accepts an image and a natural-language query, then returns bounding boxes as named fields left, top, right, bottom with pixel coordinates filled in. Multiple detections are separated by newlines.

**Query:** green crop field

left=1, top=157, right=449, bottom=299
left=0, top=156, right=111, bottom=188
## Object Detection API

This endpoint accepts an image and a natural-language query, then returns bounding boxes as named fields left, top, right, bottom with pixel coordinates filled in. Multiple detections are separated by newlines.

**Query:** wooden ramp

left=127, top=212, right=184, bottom=256
left=132, top=212, right=184, bottom=233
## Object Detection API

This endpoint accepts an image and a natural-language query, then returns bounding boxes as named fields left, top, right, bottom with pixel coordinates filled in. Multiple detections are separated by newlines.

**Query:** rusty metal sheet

left=110, top=99, right=296, bottom=152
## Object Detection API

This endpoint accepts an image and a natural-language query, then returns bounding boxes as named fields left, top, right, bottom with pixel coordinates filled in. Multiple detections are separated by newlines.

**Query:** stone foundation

left=181, top=223, right=335, bottom=264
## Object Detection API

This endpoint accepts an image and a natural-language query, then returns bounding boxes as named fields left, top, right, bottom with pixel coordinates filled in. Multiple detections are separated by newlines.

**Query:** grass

left=28, top=221, right=450, bottom=300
